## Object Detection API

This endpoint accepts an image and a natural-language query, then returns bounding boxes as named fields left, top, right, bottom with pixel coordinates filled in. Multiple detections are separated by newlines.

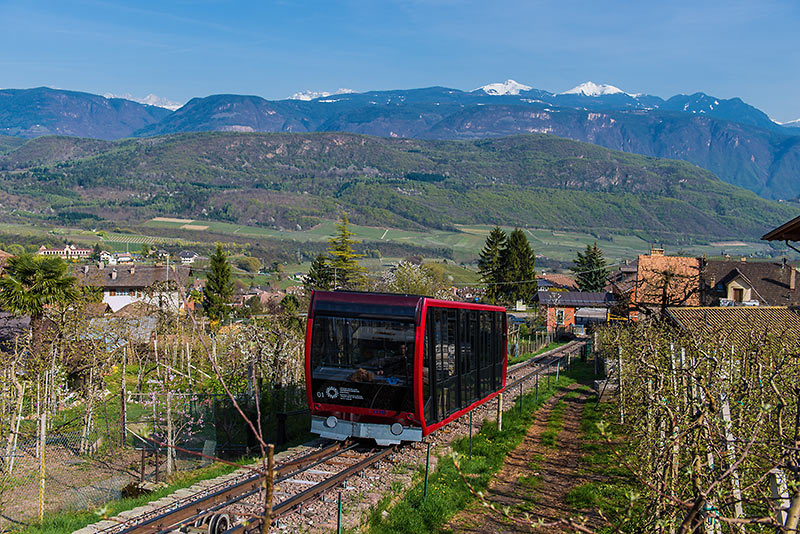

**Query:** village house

left=74, top=263, right=191, bottom=313
left=115, top=253, right=134, bottom=264
left=536, top=272, right=578, bottom=291
left=37, top=244, right=93, bottom=260
left=701, top=257, right=800, bottom=307
left=607, top=247, right=702, bottom=320
left=178, top=250, right=200, bottom=264
left=634, top=247, right=701, bottom=309
left=534, top=290, right=616, bottom=334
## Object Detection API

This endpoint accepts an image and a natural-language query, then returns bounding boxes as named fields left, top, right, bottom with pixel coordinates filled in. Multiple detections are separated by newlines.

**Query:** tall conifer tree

left=304, top=253, right=333, bottom=292
left=571, top=242, right=610, bottom=292
left=478, top=226, right=507, bottom=303
left=204, top=243, right=233, bottom=321
left=499, top=228, right=537, bottom=303
left=327, top=214, right=366, bottom=290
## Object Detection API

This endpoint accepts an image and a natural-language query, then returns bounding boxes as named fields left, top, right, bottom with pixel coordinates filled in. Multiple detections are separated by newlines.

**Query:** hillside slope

left=135, top=92, right=800, bottom=200
left=0, top=87, right=171, bottom=140
left=1, top=131, right=796, bottom=241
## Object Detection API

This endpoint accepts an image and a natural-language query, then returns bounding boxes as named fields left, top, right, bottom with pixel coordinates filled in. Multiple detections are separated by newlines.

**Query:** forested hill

left=1, top=131, right=796, bottom=241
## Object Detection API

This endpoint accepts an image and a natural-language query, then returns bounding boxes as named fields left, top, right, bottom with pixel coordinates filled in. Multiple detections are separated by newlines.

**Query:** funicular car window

left=430, top=308, right=458, bottom=420
left=478, top=312, right=493, bottom=398
left=423, top=316, right=433, bottom=424
left=493, top=312, right=504, bottom=389
left=459, top=310, right=478, bottom=407
left=310, top=315, right=415, bottom=411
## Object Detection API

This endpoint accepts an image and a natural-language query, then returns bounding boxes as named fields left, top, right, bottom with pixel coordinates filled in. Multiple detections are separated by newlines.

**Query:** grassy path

left=444, top=384, right=595, bottom=533
left=363, top=364, right=599, bottom=534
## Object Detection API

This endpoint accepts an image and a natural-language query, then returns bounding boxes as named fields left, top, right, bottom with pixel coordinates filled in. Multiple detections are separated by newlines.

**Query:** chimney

left=740, top=256, right=747, bottom=262
left=724, top=254, right=731, bottom=262
left=83, top=265, right=89, bottom=274
left=111, top=269, right=117, bottom=281
left=98, top=261, right=104, bottom=270
left=650, top=245, right=664, bottom=256
left=130, top=265, right=135, bottom=275
left=791, top=268, right=796, bottom=292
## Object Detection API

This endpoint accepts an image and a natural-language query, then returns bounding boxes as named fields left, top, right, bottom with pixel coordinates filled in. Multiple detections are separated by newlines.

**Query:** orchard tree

left=382, top=260, right=451, bottom=299
left=326, top=214, right=366, bottom=290
left=477, top=226, right=507, bottom=303
left=571, top=241, right=610, bottom=292
left=204, top=243, right=233, bottom=322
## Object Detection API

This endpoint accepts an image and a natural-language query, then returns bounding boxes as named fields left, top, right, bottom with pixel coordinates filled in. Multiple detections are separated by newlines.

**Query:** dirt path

left=445, top=383, right=599, bottom=533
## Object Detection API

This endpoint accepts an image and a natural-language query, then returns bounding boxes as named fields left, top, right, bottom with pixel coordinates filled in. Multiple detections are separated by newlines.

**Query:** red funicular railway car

left=306, top=291, right=507, bottom=445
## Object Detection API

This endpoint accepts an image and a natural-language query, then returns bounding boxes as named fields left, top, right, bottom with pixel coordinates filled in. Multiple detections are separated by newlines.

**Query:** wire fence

left=0, top=386, right=309, bottom=530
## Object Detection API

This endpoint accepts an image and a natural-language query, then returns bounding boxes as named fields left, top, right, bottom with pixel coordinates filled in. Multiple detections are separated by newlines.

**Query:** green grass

left=364, top=363, right=592, bottom=534
left=508, top=340, right=568, bottom=366
left=15, top=460, right=245, bottom=534
left=562, top=371, right=643, bottom=532
left=540, top=399, right=567, bottom=447
left=0, top=214, right=780, bottom=268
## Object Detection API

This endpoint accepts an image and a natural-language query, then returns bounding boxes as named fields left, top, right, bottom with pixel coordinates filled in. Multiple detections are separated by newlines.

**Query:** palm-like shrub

left=0, top=253, right=77, bottom=358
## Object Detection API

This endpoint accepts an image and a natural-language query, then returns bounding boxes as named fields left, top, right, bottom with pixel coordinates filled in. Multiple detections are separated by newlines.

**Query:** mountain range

left=2, top=82, right=800, bottom=200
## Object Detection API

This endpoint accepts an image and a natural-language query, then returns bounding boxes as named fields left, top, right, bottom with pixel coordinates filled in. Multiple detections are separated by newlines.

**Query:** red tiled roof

left=537, top=273, right=578, bottom=290
left=635, top=254, right=701, bottom=307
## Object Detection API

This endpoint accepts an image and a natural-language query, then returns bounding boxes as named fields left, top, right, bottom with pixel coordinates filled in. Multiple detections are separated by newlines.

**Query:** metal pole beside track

left=496, top=393, right=503, bottom=431
left=423, top=441, right=431, bottom=500
left=337, top=491, right=342, bottom=534
left=468, top=410, right=473, bottom=459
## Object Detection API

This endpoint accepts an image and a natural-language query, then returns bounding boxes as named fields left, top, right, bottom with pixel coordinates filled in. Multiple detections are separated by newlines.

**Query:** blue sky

left=2, top=0, right=799, bottom=121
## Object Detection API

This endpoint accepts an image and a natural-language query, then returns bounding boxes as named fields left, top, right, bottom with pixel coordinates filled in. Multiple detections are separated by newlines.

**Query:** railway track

left=506, top=339, right=586, bottom=382
left=76, top=440, right=397, bottom=534
left=77, top=339, right=587, bottom=534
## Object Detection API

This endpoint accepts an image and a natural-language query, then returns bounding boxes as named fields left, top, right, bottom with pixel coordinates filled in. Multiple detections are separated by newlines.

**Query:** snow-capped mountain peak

left=561, top=82, right=627, bottom=97
left=290, top=88, right=355, bottom=101
left=775, top=117, right=800, bottom=128
left=476, top=79, right=532, bottom=96
left=104, top=92, right=183, bottom=110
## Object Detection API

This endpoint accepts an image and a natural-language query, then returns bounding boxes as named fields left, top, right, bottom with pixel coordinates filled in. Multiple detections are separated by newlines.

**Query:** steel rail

left=101, top=440, right=349, bottom=534
left=505, top=340, right=587, bottom=390
left=272, top=445, right=396, bottom=516
left=218, top=445, right=398, bottom=533
left=507, top=339, right=583, bottom=374
left=148, top=442, right=362, bottom=534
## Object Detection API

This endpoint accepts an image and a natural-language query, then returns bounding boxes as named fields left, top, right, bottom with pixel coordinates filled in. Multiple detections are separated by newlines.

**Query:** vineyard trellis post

left=121, top=346, right=127, bottom=446
left=617, top=345, right=623, bottom=424
left=6, top=382, right=24, bottom=474
left=770, top=469, right=790, bottom=525
left=38, top=373, right=47, bottom=523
